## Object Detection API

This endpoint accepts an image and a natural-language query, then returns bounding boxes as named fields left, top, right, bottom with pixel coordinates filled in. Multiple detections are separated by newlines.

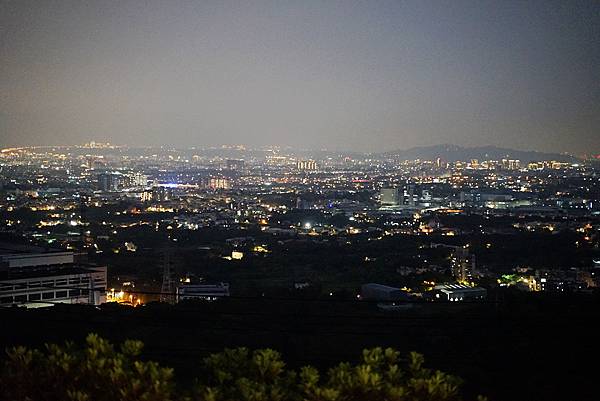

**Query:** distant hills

left=375, top=144, right=578, bottom=163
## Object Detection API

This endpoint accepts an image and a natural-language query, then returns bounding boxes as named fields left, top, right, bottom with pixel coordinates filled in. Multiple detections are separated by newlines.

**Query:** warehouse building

left=434, top=284, right=487, bottom=302
left=361, top=283, right=409, bottom=302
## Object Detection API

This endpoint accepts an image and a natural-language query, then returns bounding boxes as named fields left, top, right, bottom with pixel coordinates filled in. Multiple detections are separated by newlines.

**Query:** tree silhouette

left=1, top=335, right=484, bottom=401
left=1, top=334, right=174, bottom=401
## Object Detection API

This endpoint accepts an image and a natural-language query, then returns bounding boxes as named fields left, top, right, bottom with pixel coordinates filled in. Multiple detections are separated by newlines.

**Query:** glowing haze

left=1, top=1, right=598, bottom=153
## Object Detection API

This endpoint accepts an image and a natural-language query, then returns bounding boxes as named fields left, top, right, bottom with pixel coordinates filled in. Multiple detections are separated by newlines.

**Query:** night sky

left=1, top=1, right=598, bottom=153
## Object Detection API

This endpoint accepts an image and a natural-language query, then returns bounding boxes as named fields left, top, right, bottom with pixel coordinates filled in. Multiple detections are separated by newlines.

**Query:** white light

left=304, top=222, right=312, bottom=229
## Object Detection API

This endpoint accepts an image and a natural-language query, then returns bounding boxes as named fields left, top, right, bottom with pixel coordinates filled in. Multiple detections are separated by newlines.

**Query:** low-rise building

left=176, top=282, right=230, bottom=302
left=434, top=284, right=487, bottom=302
left=361, top=283, right=409, bottom=302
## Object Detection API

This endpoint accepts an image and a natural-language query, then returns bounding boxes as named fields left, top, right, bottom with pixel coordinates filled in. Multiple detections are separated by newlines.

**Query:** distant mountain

left=375, top=144, right=578, bottom=163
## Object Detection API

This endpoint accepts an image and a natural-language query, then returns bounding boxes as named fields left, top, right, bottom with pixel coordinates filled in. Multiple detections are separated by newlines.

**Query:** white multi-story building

left=130, top=172, right=148, bottom=188
left=0, top=248, right=107, bottom=308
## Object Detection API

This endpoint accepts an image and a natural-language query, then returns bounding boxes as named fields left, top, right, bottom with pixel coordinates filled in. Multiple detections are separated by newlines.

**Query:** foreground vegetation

left=0, top=334, right=484, bottom=401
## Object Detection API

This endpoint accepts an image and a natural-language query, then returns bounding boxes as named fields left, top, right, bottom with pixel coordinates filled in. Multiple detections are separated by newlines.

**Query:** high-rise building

left=208, top=178, right=231, bottom=190
left=406, top=185, right=416, bottom=207
left=380, top=188, right=401, bottom=206
left=141, top=190, right=153, bottom=202
left=129, top=172, right=148, bottom=188
left=97, top=172, right=122, bottom=191
left=451, top=247, right=475, bottom=283
left=152, top=186, right=173, bottom=202
left=296, top=160, right=318, bottom=171
left=501, top=159, right=521, bottom=170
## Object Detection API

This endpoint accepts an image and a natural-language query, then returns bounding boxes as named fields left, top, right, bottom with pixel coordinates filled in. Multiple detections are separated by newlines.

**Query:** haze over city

left=1, top=0, right=599, bottom=153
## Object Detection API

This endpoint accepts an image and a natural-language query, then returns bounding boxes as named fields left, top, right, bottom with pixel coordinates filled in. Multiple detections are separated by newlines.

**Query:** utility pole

left=160, top=250, right=175, bottom=303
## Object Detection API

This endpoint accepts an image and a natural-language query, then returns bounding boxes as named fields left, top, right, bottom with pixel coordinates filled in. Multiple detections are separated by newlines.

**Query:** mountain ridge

left=375, top=144, right=578, bottom=163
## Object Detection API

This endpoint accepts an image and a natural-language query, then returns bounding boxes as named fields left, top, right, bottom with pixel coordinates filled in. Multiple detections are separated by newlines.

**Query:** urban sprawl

left=1, top=143, right=599, bottom=308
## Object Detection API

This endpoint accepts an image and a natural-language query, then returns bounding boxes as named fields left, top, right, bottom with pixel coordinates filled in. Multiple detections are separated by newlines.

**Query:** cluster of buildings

left=0, top=144, right=598, bottom=306
left=503, top=266, right=600, bottom=293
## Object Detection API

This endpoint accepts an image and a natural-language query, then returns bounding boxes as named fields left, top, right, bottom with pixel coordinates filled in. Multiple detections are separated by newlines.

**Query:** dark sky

left=1, top=1, right=598, bottom=153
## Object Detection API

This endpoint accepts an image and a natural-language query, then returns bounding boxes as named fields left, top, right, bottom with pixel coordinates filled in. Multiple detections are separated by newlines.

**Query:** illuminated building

left=208, top=177, right=231, bottom=189
left=0, top=246, right=107, bottom=308
left=266, top=155, right=289, bottom=166
left=296, top=160, right=318, bottom=171
left=141, top=189, right=153, bottom=202
left=451, top=247, right=475, bottom=283
left=501, top=159, right=521, bottom=170
left=434, top=284, right=486, bottom=301
left=129, top=172, right=148, bottom=188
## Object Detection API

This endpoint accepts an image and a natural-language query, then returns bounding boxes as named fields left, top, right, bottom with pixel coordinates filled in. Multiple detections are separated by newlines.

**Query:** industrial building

left=361, top=283, right=409, bottom=302
left=434, top=284, right=487, bottom=302
left=0, top=244, right=107, bottom=308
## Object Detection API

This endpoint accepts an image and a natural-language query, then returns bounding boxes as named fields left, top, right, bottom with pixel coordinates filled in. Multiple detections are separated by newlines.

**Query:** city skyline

left=2, top=1, right=599, bottom=153
left=0, top=141, right=588, bottom=161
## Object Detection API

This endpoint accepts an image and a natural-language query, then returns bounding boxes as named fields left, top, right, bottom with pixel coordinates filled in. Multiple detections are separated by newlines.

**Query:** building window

left=69, top=289, right=81, bottom=297
left=56, top=279, right=67, bottom=286
left=28, top=281, right=41, bottom=288
left=0, top=296, right=13, bottom=304
left=29, top=293, right=41, bottom=301
left=42, top=292, right=54, bottom=300
left=55, top=291, right=68, bottom=299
